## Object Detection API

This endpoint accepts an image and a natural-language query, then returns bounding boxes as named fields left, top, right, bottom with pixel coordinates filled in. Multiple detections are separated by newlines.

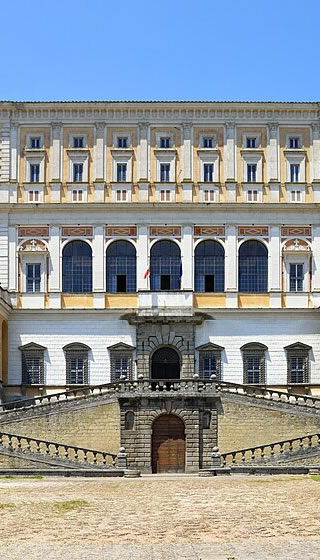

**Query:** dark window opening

left=124, top=411, right=135, bottom=430
left=202, top=411, right=211, bottom=429
left=161, top=275, right=170, bottom=290
left=151, top=347, right=180, bottom=381
left=117, top=274, right=127, bottom=292
left=205, top=274, right=215, bottom=292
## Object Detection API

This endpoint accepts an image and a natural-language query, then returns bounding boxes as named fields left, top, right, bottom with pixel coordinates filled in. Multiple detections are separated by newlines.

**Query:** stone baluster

left=211, top=447, right=221, bottom=468
left=117, top=447, right=128, bottom=469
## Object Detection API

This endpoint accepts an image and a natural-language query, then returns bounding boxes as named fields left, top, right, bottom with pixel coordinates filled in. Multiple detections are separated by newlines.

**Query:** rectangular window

left=72, top=189, right=83, bottom=202
left=289, top=137, right=300, bottom=149
left=199, top=351, right=221, bottom=380
left=290, top=163, right=300, bottom=182
left=160, top=163, right=170, bottom=182
left=291, top=189, right=301, bottom=202
left=28, top=190, right=40, bottom=202
left=245, top=356, right=261, bottom=384
left=73, top=163, right=83, bottom=182
left=160, top=275, right=171, bottom=290
left=23, top=356, right=42, bottom=384
left=160, top=137, right=170, bottom=148
left=30, top=164, right=40, bottom=183
left=204, top=190, right=215, bottom=202
left=246, top=137, right=256, bottom=148
left=289, top=263, right=304, bottom=292
left=117, top=163, right=127, bottom=182
left=27, top=263, right=41, bottom=292
left=247, top=189, right=258, bottom=202
left=203, top=137, right=213, bottom=148
left=30, top=137, right=41, bottom=149
left=116, top=275, right=127, bottom=292
left=73, top=137, right=84, bottom=148
left=290, top=356, right=305, bottom=383
left=114, top=357, right=130, bottom=380
left=204, top=274, right=215, bottom=292
left=116, top=189, right=127, bottom=201
left=69, top=357, right=85, bottom=384
left=204, top=163, right=214, bottom=182
left=160, top=189, right=171, bottom=202
left=247, top=164, right=257, bottom=182
left=117, top=137, right=128, bottom=148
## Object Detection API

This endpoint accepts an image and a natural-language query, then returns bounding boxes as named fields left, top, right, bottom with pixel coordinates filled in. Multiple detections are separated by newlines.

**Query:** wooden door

left=152, top=415, right=185, bottom=473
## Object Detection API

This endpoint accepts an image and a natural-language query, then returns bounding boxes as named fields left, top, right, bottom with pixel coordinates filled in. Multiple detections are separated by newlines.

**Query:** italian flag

left=144, top=268, right=150, bottom=279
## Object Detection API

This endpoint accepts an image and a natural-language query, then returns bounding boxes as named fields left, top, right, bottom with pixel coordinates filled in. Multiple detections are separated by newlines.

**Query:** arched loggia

left=150, top=240, right=181, bottom=291
left=194, top=240, right=225, bottom=292
left=238, top=240, right=268, bottom=293
left=62, top=241, right=92, bottom=293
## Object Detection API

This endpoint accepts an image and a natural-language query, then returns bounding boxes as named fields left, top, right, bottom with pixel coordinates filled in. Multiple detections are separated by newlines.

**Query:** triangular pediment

left=196, top=342, right=224, bottom=352
left=107, top=342, right=135, bottom=351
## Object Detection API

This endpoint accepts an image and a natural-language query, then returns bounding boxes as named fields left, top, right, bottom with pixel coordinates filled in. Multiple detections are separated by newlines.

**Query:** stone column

left=224, top=122, right=236, bottom=181
left=224, top=224, right=238, bottom=307
left=136, top=225, right=149, bottom=290
left=92, top=225, right=105, bottom=308
left=50, top=122, right=63, bottom=181
left=269, top=225, right=281, bottom=307
left=48, top=226, right=61, bottom=308
left=181, top=225, right=193, bottom=290
left=311, top=124, right=320, bottom=201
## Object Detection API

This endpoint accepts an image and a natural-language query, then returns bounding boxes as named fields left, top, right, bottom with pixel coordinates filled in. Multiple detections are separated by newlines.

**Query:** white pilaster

left=224, top=224, right=237, bottom=292
left=92, top=225, right=105, bottom=292
left=224, top=122, right=236, bottom=180
left=267, top=123, right=279, bottom=182
left=181, top=225, right=193, bottom=290
left=8, top=226, right=17, bottom=291
left=181, top=122, right=192, bottom=180
left=94, top=122, right=106, bottom=180
left=312, top=226, right=320, bottom=292
left=10, top=122, right=19, bottom=182
left=269, top=225, right=281, bottom=292
left=138, top=122, right=149, bottom=181
left=311, top=124, right=320, bottom=182
left=136, top=225, right=149, bottom=290
left=181, top=181, right=193, bottom=202
left=50, top=122, right=63, bottom=181
left=48, top=226, right=60, bottom=291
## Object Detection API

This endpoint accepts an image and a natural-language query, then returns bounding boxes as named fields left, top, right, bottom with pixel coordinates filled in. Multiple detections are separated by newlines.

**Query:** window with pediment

left=19, top=342, right=46, bottom=385
left=197, top=343, right=224, bottom=381
left=108, top=342, right=135, bottom=382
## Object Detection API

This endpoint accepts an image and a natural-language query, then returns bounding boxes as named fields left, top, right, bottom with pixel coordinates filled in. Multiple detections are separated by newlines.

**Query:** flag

left=144, top=268, right=150, bottom=279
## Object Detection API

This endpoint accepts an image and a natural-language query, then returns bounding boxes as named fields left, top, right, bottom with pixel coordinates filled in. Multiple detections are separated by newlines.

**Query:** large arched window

left=62, top=241, right=92, bottom=293
left=150, top=240, right=181, bottom=291
left=194, top=240, right=224, bottom=292
left=106, top=241, right=136, bottom=293
left=238, top=240, right=268, bottom=293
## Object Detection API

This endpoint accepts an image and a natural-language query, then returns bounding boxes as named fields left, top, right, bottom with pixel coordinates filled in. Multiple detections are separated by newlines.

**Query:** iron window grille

left=62, top=241, right=92, bottom=293
left=19, top=343, right=46, bottom=385
left=285, top=343, right=311, bottom=384
left=241, top=343, right=267, bottom=384
left=238, top=240, right=268, bottom=293
left=150, top=240, right=181, bottom=291
left=64, top=343, right=90, bottom=384
left=197, top=343, right=224, bottom=381
left=194, top=240, right=225, bottom=293
left=110, top=353, right=133, bottom=382
left=106, top=241, right=137, bottom=293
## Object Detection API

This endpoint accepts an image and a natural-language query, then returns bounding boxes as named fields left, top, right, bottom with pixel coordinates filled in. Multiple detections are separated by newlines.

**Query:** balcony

left=138, top=290, right=193, bottom=312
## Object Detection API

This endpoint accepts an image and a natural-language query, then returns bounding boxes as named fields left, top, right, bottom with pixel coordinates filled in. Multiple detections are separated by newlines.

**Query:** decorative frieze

left=62, top=226, right=93, bottom=237
left=194, top=226, right=225, bottom=237
left=149, top=226, right=181, bottom=238
left=281, top=226, right=312, bottom=237
left=18, top=226, right=49, bottom=239
left=106, top=226, right=137, bottom=237
left=238, top=226, right=269, bottom=237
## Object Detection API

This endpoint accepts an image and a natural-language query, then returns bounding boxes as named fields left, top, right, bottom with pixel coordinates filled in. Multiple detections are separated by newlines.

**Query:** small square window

left=289, top=137, right=300, bottom=149
left=28, top=190, right=40, bottom=202
left=247, top=189, right=258, bottom=202
left=72, top=189, right=83, bottom=202
left=203, top=137, right=214, bottom=148
left=73, top=163, right=83, bottom=182
left=290, top=189, right=301, bottom=202
left=117, top=137, right=128, bottom=148
left=204, top=189, right=215, bottom=202
left=247, top=164, right=257, bottom=182
left=30, top=164, right=40, bottom=183
left=73, top=137, right=84, bottom=148
left=290, top=164, right=300, bottom=182
left=246, top=137, right=256, bottom=148
left=30, top=137, right=41, bottom=149
left=160, top=137, right=170, bottom=148
left=116, top=189, right=127, bottom=201
left=160, top=189, right=171, bottom=202
left=160, top=163, right=170, bottom=182
left=117, top=163, right=127, bottom=182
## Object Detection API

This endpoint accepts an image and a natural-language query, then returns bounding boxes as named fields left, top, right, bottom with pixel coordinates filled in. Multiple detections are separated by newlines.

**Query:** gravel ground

left=0, top=474, right=319, bottom=559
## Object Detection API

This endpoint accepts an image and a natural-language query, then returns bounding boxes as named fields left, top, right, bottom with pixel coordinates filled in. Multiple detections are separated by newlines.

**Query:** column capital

left=51, top=122, right=63, bottom=133
left=311, top=122, right=320, bottom=135
left=95, top=121, right=106, bottom=132
left=267, top=122, right=279, bottom=135
left=138, top=121, right=149, bottom=131
left=10, top=121, right=19, bottom=130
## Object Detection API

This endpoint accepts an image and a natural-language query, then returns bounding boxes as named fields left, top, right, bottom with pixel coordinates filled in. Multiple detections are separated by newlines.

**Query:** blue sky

left=2, top=0, right=319, bottom=102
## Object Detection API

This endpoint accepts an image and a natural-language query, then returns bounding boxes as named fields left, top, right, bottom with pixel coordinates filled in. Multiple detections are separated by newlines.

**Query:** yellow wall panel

left=61, top=294, right=94, bottom=308
left=194, top=294, right=226, bottom=308
left=105, top=294, right=138, bottom=308
left=238, top=294, right=270, bottom=308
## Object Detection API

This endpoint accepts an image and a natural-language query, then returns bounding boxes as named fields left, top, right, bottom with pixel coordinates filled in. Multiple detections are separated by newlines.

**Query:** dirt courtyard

left=0, top=474, right=320, bottom=559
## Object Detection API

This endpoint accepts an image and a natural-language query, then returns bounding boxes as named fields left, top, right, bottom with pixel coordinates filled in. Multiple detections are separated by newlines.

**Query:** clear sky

left=2, top=0, right=320, bottom=102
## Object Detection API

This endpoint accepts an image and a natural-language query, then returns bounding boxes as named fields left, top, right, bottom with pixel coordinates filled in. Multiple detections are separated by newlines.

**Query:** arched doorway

left=151, top=347, right=180, bottom=381
left=152, top=415, right=185, bottom=473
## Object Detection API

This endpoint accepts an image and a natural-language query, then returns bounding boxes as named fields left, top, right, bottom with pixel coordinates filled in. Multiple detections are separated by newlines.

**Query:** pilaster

left=50, top=122, right=63, bottom=181
left=8, top=226, right=17, bottom=291
left=311, top=124, right=320, bottom=183
left=138, top=122, right=149, bottom=181
left=94, top=122, right=106, bottom=181
left=267, top=123, right=279, bottom=182
left=312, top=226, right=320, bottom=293
left=48, top=226, right=60, bottom=292
left=224, top=122, right=236, bottom=180
left=10, top=122, right=19, bottom=182
left=224, top=224, right=237, bottom=292
left=136, top=225, right=149, bottom=290
left=181, top=122, right=192, bottom=180
left=181, top=225, right=193, bottom=290
left=92, top=225, right=105, bottom=292
left=269, top=225, right=281, bottom=292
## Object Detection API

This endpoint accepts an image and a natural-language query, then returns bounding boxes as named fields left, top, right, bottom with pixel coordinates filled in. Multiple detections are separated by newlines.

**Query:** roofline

left=0, top=100, right=319, bottom=106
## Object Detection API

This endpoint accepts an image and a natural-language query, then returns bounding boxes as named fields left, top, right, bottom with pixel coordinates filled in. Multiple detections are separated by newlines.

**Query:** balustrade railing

left=217, top=381, right=320, bottom=409
left=0, top=431, right=118, bottom=468
left=221, top=433, right=320, bottom=467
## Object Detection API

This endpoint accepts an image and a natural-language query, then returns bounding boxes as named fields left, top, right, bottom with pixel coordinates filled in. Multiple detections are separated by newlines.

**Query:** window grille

left=150, top=240, right=181, bottom=290
left=64, top=344, right=90, bottom=384
left=241, top=343, right=267, bottom=384
left=106, top=241, right=136, bottom=293
left=194, top=240, right=224, bottom=293
left=199, top=352, right=221, bottom=380
left=110, top=353, right=133, bottom=381
left=62, top=241, right=92, bottom=293
left=238, top=240, right=268, bottom=293
left=285, top=344, right=310, bottom=383
left=20, top=343, right=46, bottom=385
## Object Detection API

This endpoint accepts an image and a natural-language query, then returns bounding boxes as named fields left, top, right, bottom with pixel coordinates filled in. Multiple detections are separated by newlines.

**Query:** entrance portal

left=151, top=347, right=180, bottom=380
left=152, top=414, right=185, bottom=473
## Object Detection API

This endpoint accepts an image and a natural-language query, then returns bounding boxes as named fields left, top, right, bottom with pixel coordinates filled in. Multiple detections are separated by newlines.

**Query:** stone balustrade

left=0, top=431, right=120, bottom=469
left=221, top=433, right=320, bottom=466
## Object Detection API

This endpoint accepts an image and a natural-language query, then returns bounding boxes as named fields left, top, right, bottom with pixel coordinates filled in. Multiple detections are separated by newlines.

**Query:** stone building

left=0, top=100, right=320, bottom=472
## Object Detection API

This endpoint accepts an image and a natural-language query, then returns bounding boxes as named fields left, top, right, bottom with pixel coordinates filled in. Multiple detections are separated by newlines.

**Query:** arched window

left=151, top=346, right=180, bottom=380
left=106, top=241, right=136, bottom=293
left=150, top=240, right=181, bottom=291
left=241, top=342, right=267, bottom=384
left=238, top=240, right=268, bottom=293
left=62, top=241, right=92, bottom=293
left=194, top=240, right=224, bottom=292
left=63, top=343, right=90, bottom=384
left=124, top=411, right=135, bottom=430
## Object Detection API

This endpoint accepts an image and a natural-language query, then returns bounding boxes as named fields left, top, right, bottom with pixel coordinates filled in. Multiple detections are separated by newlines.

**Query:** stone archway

left=152, top=414, right=185, bottom=473
left=151, top=346, right=180, bottom=381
